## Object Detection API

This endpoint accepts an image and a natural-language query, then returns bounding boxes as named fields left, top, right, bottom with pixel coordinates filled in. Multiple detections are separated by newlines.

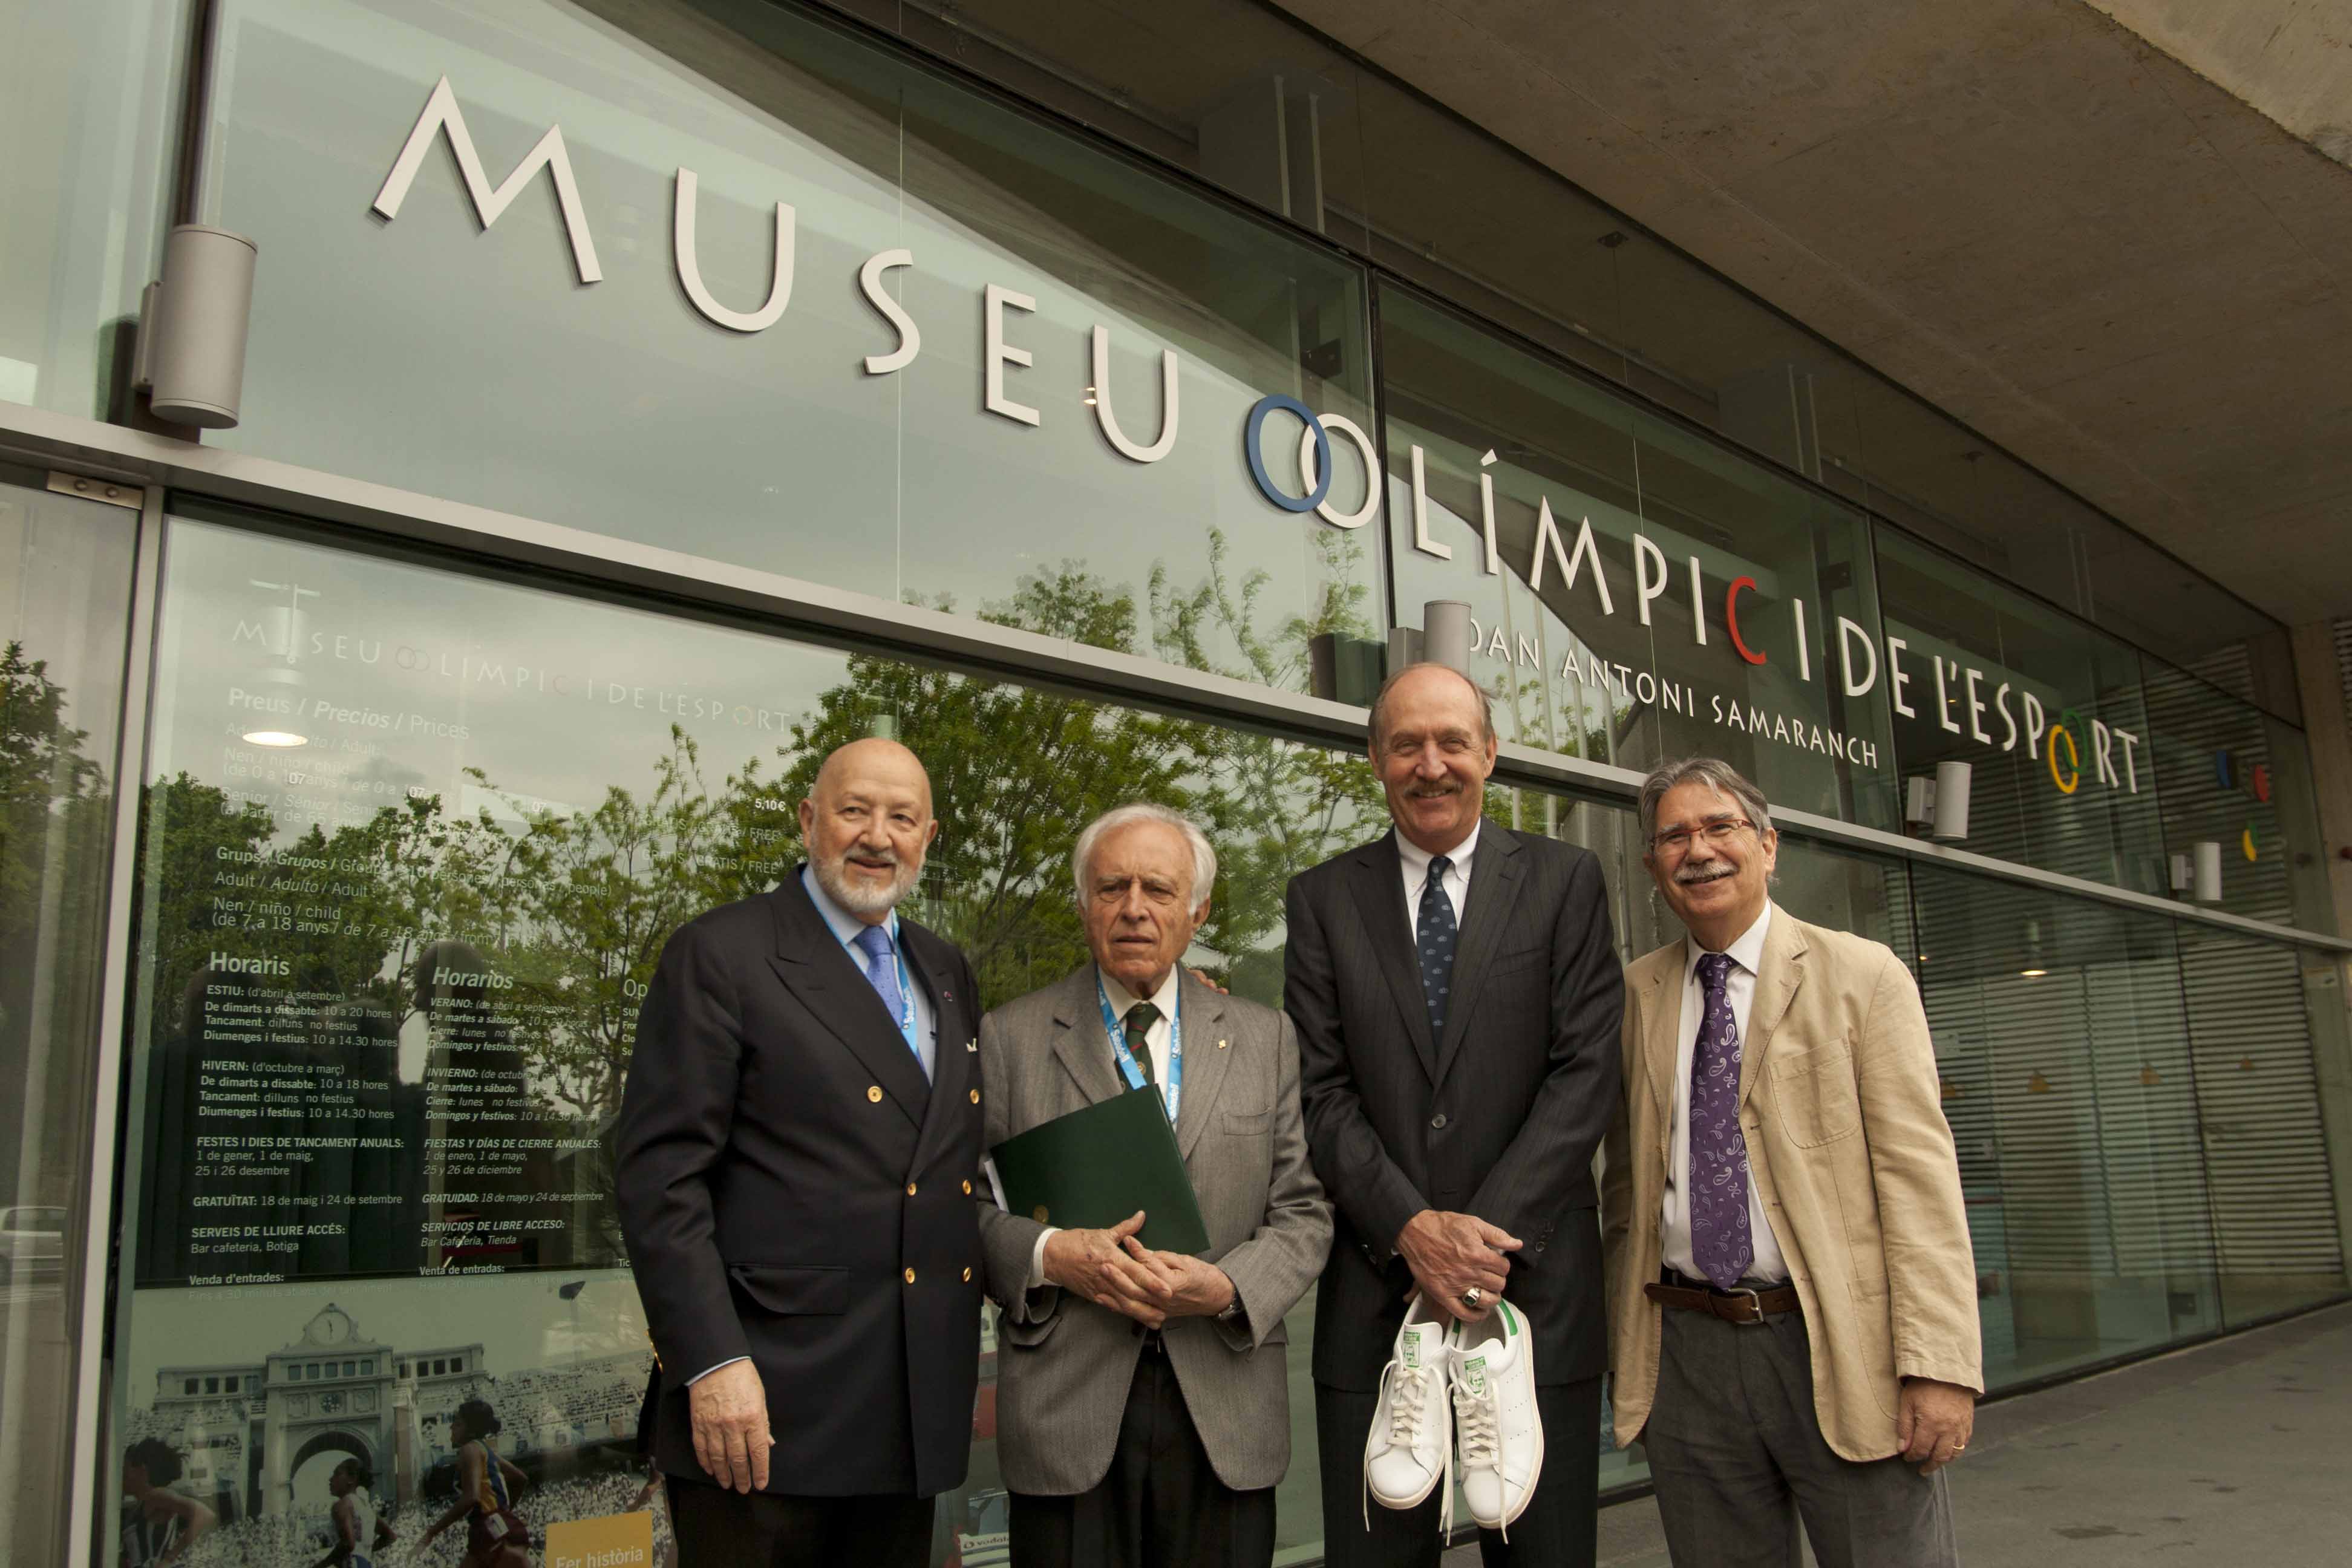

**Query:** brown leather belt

left=1645, top=1270, right=1800, bottom=1327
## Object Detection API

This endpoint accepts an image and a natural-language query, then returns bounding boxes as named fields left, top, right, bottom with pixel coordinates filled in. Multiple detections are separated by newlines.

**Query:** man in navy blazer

left=617, top=738, right=984, bottom=1567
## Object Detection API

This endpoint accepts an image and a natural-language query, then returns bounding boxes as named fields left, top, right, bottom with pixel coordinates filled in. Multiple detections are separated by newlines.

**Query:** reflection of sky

left=157, top=518, right=851, bottom=852
left=203, top=0, right=1379, bottom=674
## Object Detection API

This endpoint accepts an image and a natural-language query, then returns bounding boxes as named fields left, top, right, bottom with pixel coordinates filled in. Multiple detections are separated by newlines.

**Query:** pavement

left=1442, top=1299, right=2352, bottom=1566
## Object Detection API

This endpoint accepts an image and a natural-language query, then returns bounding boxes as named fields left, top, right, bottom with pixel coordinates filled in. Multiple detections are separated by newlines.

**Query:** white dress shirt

left=690, top=869, right=939, bottom=1385
left=1661, top=901, right=1790, bottom=1285
left=1397, top=820, right=1480, bottom=925
left=1027, top=965, right=1182, bottom=1287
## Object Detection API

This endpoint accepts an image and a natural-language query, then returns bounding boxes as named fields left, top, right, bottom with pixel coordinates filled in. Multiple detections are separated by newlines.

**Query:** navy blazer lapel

left=900, top=921, right=971, bottom=1169
left=1350, top=836, right=1437, bottom=1082
left=766, top=871, right=929, bottom=1127
left=1435, top=826, right=1526, bottom=1086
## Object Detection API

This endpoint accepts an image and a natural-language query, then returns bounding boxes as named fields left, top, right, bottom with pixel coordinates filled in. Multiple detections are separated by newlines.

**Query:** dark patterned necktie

left=1690, top=952, right=1754, bottom=1290
left=1417, top=854, right=1459, bottom=1040
left=1123, top=1001, right=1159, bottom=1088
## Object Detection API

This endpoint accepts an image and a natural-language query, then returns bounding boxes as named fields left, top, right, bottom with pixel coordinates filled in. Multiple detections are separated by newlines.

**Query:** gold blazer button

left=961, top=1180, right=973, bottom=1195
left=903, top=1267, right=916, bottom=1284
left=969, top=1088, right=980, bottom=1104
left=962, top=1266, right=973, bottom=1282
left=906, top=1183, right=918, bottom=1197
left=867, top=1085, right=883, bottom=1103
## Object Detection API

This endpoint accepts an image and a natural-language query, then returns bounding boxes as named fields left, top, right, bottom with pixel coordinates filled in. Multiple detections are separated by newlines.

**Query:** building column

left=2289, top=619, right=2352, bottom=1278
left=2292, top=621, right=2352, bottom=934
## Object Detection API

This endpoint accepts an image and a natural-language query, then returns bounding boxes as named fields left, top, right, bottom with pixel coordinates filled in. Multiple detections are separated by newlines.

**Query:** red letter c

left=1725, top=576, right=1766, bottom=665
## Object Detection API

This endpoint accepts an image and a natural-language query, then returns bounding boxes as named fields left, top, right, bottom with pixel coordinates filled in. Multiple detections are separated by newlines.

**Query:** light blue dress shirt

left=800, top=863, right=939, bottom=1082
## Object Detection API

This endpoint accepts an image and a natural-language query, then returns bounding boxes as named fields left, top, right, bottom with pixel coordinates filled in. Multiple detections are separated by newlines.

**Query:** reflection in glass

left=2175, top=925, right=2350, bottom=1326
left=1911, top=866, right=2218, bottom=1386
left=200, top=0, right=1380, bottom=680
left=1380, top=286, right=1898, bottom=828
left=0, top=0, right=187, bottom=420
left=1874, top=526, right=2166, bottom=893
left=2141, top=661, right=2333, bottom=932
left=116, top=514, right=1376, bottom=1561
left=0, top=471, right=140, bottom=1567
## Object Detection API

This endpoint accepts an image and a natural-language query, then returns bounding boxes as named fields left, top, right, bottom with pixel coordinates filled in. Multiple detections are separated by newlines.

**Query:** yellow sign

left=544, top=1510, right=655, bottom=1568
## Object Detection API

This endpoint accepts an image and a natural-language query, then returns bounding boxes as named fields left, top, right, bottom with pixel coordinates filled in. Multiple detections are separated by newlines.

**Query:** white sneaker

left=1448, top=1298, right=1543, bottom=1536
left=1363, top=1298, right=1454, bottom=1524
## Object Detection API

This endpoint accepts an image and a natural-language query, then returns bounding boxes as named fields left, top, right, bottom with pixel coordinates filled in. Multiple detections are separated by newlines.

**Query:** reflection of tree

left=1, top=639, right=106, bottom=901
left=1150, top=527, right=1385, bottom=991
left=1, top=641, right=116, bottom=1207
left=134, top=530, right=1387, bottom=1278
left=787, top=566, right=1200, bottom=1007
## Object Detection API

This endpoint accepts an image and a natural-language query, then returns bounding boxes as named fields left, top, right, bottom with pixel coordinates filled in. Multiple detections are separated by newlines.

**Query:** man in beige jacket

left=1602, top=757, right=1981, bottom=1567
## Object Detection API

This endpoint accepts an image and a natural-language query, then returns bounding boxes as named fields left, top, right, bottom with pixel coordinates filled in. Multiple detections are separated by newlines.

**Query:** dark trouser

left=1010, top=1344, right=1276, bottom=1568
left=1314, top=1376, right=1601, bottom=1568
left=664, top=1478, right=931, bottom=1568
left=1642, top=1305, right=1959, bottom=1568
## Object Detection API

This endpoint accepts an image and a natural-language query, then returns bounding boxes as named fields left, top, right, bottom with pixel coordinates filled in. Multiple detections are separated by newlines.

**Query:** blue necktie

left=1417, top=854, right=1459, bottom=1041
left=1689, top=952, right=1754, bottom=1290
left=852, top=924, right=924, bottom=1077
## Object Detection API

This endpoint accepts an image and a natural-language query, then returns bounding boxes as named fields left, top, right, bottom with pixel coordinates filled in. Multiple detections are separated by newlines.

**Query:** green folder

left=989, top=1088, right=1211, bottom=1255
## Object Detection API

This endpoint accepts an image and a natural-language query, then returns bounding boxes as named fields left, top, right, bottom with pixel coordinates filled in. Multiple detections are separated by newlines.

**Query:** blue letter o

left=1244, top=394, right=1333, bottom=514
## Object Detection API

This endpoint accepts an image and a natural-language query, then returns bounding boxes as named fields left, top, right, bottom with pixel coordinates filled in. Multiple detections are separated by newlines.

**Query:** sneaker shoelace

left=1387, top=1361, right=1435, bottom=1449
left=1453, top=1375, right=1506, bottom=1543
left=1364, top=1355, right=1441, bottom=1528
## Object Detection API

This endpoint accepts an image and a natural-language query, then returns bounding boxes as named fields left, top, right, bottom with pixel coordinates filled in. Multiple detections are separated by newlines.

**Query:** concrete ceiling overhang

left=1268, top=0, right=2352, bottom=627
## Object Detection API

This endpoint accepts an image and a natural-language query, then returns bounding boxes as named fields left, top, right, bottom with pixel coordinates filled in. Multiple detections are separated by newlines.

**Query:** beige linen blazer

left=1601, top=907, right=1982, bottom=1460
left=975, top=967, right=1332, bottom=1495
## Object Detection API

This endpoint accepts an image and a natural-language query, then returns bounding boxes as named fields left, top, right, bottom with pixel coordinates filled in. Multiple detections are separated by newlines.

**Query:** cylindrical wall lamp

left=1385, top=626, right=1423, bottom=675
left=140, top=224, right=258, bottom=429
left=1422, top=600, right=1473, bottom=676
left=2194, top=840, right=2224, bottom=903
left=1931, top=761, right=1973, bottom=841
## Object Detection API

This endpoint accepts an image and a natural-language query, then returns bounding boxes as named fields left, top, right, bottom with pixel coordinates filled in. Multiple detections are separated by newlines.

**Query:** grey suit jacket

left=975, top=966, right=1333, bottom=1495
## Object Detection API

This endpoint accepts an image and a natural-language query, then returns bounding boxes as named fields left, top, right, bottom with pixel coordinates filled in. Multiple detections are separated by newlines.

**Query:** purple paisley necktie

left=1690, top=951, right=1754, bottom=1290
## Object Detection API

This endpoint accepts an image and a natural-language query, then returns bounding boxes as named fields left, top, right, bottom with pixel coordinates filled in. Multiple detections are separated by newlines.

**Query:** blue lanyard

left=1097, top=973, right=1181, bottom=1122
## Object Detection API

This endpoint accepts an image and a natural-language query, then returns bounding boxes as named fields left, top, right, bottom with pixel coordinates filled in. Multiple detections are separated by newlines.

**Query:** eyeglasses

left=1649, top=817, right=1756, bottom=855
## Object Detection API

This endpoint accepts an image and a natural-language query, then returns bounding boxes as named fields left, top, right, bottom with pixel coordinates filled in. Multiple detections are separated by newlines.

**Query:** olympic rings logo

left=1242, top=395, right=1380, bottom=529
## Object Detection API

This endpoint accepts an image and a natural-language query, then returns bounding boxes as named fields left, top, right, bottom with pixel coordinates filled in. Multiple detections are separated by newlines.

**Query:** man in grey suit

left=976, top=802, right=1333, bottom=1568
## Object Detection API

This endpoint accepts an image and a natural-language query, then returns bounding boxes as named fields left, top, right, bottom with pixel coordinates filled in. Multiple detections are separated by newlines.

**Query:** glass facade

left=0, top=463, right=143, bottom=1567
left=1873, top=526, right=2169, bottom=895
left=1380, top=285, right=1901, bottom=829
left=831, top=0, right=2303, bottom=724
left=113, top=513, right=1374, bottom=1560
left=197, top=0, right=1380, bottom=675
left=0, top=0, right=2344, bottom=1563
left=0, top=0, right=192, bottom=421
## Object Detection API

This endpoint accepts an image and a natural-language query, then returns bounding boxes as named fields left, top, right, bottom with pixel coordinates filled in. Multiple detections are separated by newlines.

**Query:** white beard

left=814, top=852, right=919, bottom=915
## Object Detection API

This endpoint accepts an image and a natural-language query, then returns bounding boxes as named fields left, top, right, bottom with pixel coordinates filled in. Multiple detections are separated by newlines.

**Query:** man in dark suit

left=1285, top=662, right=1624, bottom=1567
left=616, top=737, right=984, bottom=1567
